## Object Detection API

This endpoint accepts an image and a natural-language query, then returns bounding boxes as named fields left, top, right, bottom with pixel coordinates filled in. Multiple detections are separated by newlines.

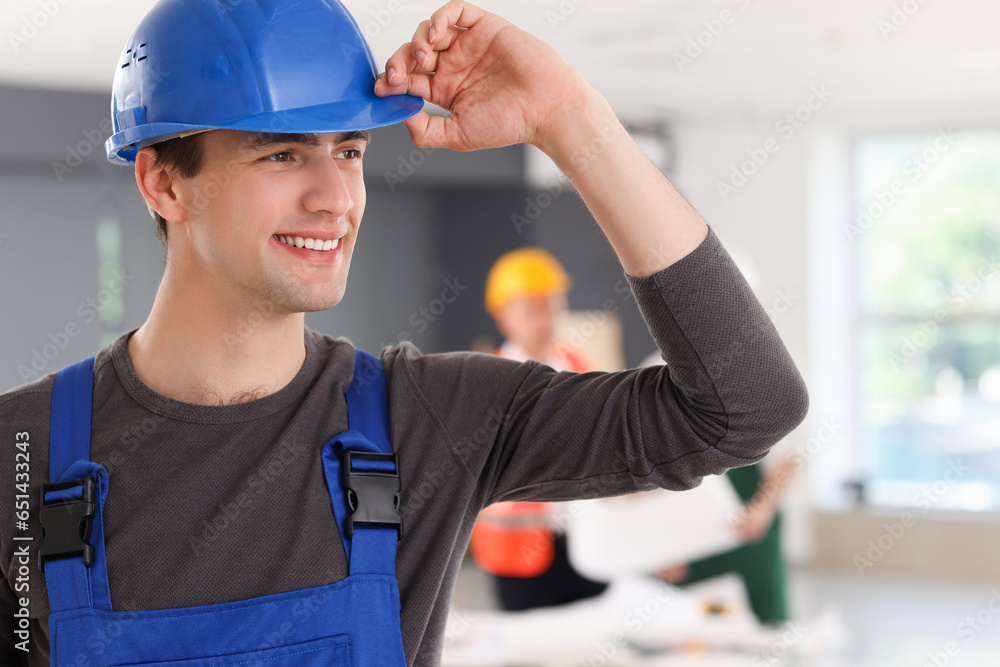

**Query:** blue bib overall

left=39, top=350, right=406, bottom=665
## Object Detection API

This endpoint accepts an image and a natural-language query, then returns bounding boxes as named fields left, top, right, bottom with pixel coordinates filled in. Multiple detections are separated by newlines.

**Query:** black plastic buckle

left=39, top=477, right=95, bottom=568
left=343, top=451, right=403, bottom=540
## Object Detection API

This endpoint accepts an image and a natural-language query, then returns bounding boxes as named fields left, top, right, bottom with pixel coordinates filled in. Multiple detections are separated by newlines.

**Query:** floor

left=446, top=558, right=1000, bottom=666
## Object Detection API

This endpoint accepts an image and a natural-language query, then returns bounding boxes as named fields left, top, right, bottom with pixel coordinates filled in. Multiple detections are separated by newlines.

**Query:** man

left=484, top=247, right=594, bottom=372
left=0, top=1, right=809, bottom=665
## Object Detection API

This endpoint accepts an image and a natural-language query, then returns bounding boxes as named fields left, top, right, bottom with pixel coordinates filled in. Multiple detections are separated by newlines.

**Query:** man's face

left=167, top=129, right=369, bottom=315
left=496, top=292, right=567, bottom=352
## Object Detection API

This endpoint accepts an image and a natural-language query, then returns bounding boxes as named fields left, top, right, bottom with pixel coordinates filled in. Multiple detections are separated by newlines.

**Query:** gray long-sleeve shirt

left=0, top=227, right=809, bottom=665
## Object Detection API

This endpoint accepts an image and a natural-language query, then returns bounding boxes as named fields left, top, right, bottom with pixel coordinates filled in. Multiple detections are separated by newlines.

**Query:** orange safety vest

left=468, top=343, right=592, bottom=577
left=469, top=501, right=555, bottom=577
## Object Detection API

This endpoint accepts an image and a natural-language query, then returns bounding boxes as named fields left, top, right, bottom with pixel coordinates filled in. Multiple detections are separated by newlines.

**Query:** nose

left=301, top=151, right=355, bottom=218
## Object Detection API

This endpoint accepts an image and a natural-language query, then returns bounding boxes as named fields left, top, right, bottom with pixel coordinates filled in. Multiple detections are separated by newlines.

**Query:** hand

left=734, top=499, right=777, bottom=543
left=374, top=1, right=591, bottom=152
left=655, top=563, right=689, bottom=584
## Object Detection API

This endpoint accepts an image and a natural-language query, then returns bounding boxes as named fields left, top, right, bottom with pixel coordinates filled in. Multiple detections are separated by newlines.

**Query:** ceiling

left=1, top=0, right=996, bottom=126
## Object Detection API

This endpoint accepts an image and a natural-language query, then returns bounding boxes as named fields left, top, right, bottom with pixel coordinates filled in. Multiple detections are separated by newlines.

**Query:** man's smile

left=274, top=234, right=340, bottom=252
left=271, top=233, right=346, bottom=265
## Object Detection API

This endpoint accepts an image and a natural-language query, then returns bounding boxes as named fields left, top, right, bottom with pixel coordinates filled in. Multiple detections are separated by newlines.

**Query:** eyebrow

left=245, top=130, right=371, bottom=151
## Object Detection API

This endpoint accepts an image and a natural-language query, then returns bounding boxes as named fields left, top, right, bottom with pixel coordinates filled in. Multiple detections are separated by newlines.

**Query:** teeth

left=276, top=235, right=340, bottom=252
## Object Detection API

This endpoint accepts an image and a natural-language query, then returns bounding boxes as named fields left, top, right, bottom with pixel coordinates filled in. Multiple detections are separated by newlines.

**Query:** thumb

left=404, top=111, right=467, bottom=151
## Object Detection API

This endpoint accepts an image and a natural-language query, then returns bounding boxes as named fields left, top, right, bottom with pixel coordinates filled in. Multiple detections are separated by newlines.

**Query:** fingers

left=379, top=18, right=462, bottom=95
left=381, top=1, right=490, bottom=84
left=409, top=21, right=434, bottom=71
left=380, top=40, right=421, bottom=90
left=403, top=111, right=464, bottom=152
left=429, top=0, right=489, bottom=37
left=421, top=1, right=491, bottom=69
left=375, top=35, right=436, bottom=99
left=374, top=69, right=433, bottom=101
left=374, top=3, right=497, bottom=128
left=409, top=19, right=463, bottom=74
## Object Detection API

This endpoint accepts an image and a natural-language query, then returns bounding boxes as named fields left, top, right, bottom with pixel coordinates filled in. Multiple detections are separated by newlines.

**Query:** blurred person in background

left=470, top=248, right=608, bottom=610
left=643, top=349, right=801, bottom=625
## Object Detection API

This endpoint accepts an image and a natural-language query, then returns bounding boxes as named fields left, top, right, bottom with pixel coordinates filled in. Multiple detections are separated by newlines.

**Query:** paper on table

left=565, top=474, right=744, bottom=580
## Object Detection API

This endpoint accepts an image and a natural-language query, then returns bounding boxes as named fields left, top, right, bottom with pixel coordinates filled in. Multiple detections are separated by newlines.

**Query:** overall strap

left=347, top=348, right=393, bottom=450
left=49, top=357, right=95, bottom=479
left=43, top=356, right=114, bottom=613
left=321, top=348, right=400, bottom=577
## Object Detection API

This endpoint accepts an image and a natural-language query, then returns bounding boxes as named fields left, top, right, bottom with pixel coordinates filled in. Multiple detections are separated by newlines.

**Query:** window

left=853, top=128, right=1000, bottom=513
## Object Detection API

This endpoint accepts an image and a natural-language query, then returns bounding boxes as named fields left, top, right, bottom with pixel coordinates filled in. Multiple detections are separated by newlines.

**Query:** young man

left=0, top=1, right=809, bottom=664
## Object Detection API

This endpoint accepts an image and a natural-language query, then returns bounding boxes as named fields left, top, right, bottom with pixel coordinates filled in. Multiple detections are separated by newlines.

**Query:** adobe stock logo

left=853, top=460, right=969, bottom=576
left=672, top=0, right=754, bottom=73
left=877, top=0, right=932, bottom=40
left=16, top=267, right=135, bottom=382
left=7, top=0, right=73, bottom=53
left=716, top=85, right=833, bottom=201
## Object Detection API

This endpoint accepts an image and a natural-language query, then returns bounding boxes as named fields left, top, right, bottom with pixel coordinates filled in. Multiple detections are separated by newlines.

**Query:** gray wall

left=0, top=84, right=157, bottom=391
left=0, top=84, right=655, bottom=393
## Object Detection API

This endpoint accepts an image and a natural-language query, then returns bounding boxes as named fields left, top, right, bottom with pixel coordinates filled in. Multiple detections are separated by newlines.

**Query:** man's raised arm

left=374, top=1, right=809, bottom=498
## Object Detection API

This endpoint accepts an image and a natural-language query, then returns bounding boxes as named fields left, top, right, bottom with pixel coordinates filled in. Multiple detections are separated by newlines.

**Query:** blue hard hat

left=105, top=0, right=424, bottom=165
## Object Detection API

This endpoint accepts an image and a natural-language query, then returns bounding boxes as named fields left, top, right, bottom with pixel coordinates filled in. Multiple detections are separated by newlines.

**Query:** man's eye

left=265, top=151, right=292, bottom=162
left=337, top=148, right=363, bottom=160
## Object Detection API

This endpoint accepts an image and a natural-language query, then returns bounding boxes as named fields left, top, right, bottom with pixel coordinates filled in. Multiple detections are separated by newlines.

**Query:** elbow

left=719, top=369, right=810, bottom=462
left=755, top=370, right=810, bottom=452
left=773, top=371, right=810, bottom=440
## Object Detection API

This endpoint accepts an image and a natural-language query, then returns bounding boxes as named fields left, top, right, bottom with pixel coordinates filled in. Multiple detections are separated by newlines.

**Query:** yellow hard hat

left=485, top=248, right=572, bottom=317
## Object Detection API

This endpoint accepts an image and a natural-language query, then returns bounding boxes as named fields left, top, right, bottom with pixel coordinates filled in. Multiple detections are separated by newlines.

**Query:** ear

left=135, top=146, right=188, bottom=225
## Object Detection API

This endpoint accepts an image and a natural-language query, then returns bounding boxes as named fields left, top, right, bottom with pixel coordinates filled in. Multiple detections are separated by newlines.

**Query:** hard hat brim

left=105, top=94, right=424, bottom=166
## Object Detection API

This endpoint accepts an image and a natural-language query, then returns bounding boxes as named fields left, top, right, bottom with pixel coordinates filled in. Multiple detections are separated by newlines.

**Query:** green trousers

left=677, top=464, right=788, bottom=624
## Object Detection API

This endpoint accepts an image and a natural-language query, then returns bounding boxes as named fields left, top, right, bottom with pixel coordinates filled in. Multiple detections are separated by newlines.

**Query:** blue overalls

left=39, top=350, right=407, bottom=665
